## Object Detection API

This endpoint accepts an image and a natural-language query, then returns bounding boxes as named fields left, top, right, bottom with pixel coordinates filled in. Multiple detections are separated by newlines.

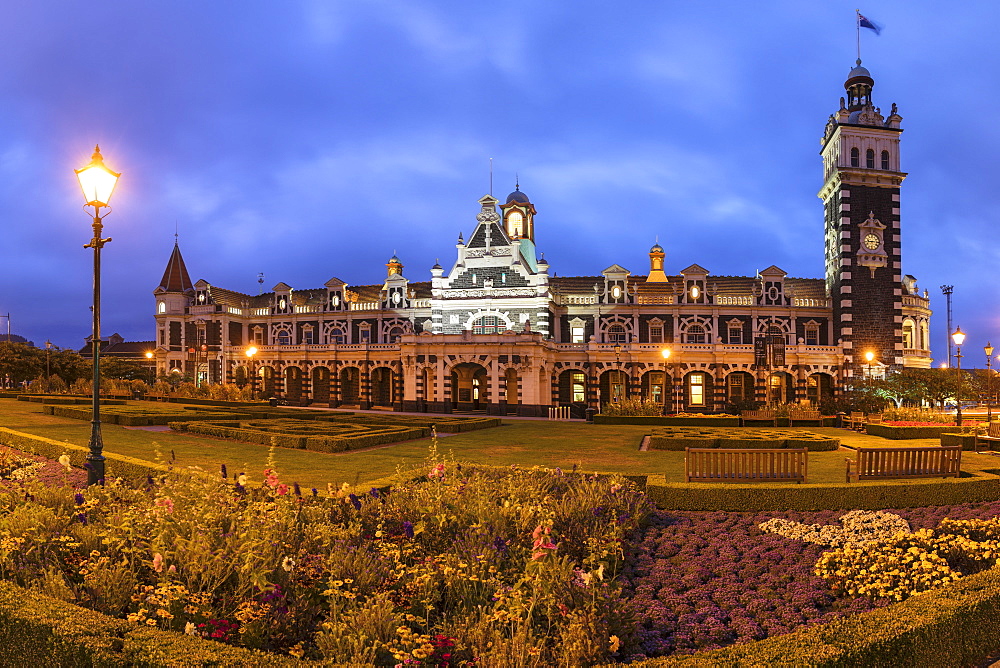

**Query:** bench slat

left=846, top=446, right=961, bottom=482
left=685, top=448, right=807, bottom=483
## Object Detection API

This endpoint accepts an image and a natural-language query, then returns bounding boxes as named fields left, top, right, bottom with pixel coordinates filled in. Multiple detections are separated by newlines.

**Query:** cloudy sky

left=2, top=1, right=997, bottom=365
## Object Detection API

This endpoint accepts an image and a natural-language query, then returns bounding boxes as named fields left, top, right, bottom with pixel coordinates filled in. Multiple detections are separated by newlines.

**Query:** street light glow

left=75, top=145, right=120, bottom=208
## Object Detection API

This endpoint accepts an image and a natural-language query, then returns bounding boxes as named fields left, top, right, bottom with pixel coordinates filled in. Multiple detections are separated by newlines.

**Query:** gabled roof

left=602, top=264, right=630, bottom=274
left=680, top=263, right=710, bottom=275
left=758, top=265, right=787, bottom=278
left=158, top=243, right=193, bottom=293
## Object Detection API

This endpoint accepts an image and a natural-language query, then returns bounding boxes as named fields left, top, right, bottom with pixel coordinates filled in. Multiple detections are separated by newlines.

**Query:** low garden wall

left=866, top=423, right=960, bottom=440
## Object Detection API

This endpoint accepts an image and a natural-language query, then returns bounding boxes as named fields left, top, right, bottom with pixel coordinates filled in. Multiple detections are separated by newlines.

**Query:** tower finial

left=489, top=157, right=493, bottom=195
left=515, top=172, right=519, bottom=190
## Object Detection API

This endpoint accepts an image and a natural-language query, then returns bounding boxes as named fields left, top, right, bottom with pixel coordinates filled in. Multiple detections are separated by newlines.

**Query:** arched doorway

left=340, top=367, right=360, bottom=405
left=261, top=366, right=275, bottom=397
left=234, top=366, right=248, bottom=388
left=558, top=369, right=588, bottom=416
left=505, top=368, right=519, bottom=406
left=284, top=366, right=302, bottom=402
left=726, top=371, right=755, bottom=408
left=599, top=369, right=628, bottom=407
left=683, top=371, right=713, bottom=412
left=807, top=373, right=834, bottom=407
left=767, top=372, right=794, bottom=405
left=451, top=363, right=488, bottom=412
left=371, top=367, right=393, bottom=407
left=312, top=367, right=330, bottom=404
left=641, top=369, right=668, bottom=409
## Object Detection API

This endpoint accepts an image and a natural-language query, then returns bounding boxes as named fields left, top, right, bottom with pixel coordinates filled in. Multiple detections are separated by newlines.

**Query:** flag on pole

left=858, top=13, right=882, bottom=35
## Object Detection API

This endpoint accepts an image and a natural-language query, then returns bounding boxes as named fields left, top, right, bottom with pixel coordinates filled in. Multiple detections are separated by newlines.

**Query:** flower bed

left=0, top=454, right=650, bottom=664
left=622, top=501, right=1000, bottom=660
left=647, top=428, right=838, bottom=451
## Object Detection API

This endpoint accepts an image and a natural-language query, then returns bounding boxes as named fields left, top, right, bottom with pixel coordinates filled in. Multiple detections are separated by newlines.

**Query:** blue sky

left=2, top=1, right=998, bottom=366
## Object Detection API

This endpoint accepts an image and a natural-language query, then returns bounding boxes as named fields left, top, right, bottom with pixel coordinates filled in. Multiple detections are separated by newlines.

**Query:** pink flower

left=428, top=463, right=445, bottom=480
left=152, top=553, right=164, bottom=573
left=263, top=468, right=280, bottom=488
left=276, top=484, right=289, bottom=496
left=154, top=497, right=174, bottom=514
left=530, top=525, right=557, bottom=560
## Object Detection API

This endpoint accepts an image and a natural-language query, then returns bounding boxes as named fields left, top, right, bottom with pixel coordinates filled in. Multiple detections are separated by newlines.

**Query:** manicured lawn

left=0, top=399, right=997, bottom=490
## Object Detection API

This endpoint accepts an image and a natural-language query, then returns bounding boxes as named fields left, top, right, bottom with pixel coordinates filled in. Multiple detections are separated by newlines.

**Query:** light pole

left=76, top=145, right=120, bottom=486
left=986, top=342, right=994, bottom=423
left=246, top=346, right=258, bottom=400
left=145, top=351, right=154, bottom=386
left=613, top=344, right=623, bottom=403
left=864, top=351, right=875, bottom=380
left=952, top=327, right=966, bottom=426
left=45, top=340, right=52, bottom=393
left=661, top=348, right=672, bottom=415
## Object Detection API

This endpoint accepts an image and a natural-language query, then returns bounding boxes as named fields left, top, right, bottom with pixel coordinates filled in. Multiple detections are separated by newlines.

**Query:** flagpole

left=856, top=9, right=861, bottom=61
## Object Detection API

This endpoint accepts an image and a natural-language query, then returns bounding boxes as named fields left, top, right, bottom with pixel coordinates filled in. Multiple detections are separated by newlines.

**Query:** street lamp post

left=952, top=327, right=966, bottom=427
left=661, top=348, right=672, bottom=415
left=245, top=346, right=258, bottom=401
left=145, top=351, right=154, bottom=386
left=864, top=351, right=875, bottom=380
left=45, top=340, right=52, bottom=393
left=76, top=145, right=120, bottom=486
left=986, top=342, right=995, bottom=423
left=613, top=344, right=623, bottom=403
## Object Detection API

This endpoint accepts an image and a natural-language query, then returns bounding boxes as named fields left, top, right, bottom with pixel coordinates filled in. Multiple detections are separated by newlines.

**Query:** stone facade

left=148, top=61, right=932, bottom=416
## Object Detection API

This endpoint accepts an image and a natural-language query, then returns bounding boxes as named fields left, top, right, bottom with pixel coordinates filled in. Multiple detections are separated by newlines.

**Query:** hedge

left=624, top=563, right=1000, bottom=667
left=866, top=423, right=960, bottom=439
left=0, top=428, right=167, bottom=483
left=941, top=433, right=980, bottom=451
left=647, top=428, right=838, bottom=452
left=0, top=580, right=310, bottom=667
left=596, top=415, right=742, bottom=427
left=644, top=472, right=1000, bottom=511
left=170, top=419, right=429, bottom=453
left=43, top=405, right=253, bottom=426
left=196, top=406, right=502, bottom=432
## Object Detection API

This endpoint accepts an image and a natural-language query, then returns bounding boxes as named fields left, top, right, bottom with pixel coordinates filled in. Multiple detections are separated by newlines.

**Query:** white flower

left=282, top=556, right=295, bottom=572
left=58, top=454, right=72, bottom=471
left=185, top=621, right=196, bottom=635
left=237, top=474, right=248, bottom=486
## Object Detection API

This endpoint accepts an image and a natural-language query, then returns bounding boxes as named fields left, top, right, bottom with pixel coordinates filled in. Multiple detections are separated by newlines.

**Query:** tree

left=99, top=357, right=154, bottom=383
left=872, top=368, right=933, bottom=408
left=0, top=342, right=43, bottom=386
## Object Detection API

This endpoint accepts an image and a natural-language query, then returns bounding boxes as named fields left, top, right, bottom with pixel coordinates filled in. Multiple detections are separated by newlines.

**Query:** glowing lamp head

left=864, top=351, right=875, bottom=363
left=245, top=346, right=258, bottom=358
left=145, top=351, right=153, bottom=359
left=986, top=342, right=994, bottom=357
left=661, top=348, right=672, bottom=360
left=75, top=145, right=121, bottom=208
left=952, top=327, right=966, bottom=347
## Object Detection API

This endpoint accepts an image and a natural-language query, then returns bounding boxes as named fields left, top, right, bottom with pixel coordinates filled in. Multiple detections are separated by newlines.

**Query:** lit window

left=571, top=372, right=586, bottom=403
left=507, top=211, right=523, bottom=238
left=866, top=149, right=875, bottom=169
left=571, top=326, right=585, bottom=344
left=903, top=320, right=915, bottom=349
left=690, top=285, right=700, bottom=300
left=881, top=150, right=890, bottom=170
left=157, top=301, right=166, bottom=314
left=850, top=147, right=860, bottom=167
left=689, top=373, right=705, bottom=406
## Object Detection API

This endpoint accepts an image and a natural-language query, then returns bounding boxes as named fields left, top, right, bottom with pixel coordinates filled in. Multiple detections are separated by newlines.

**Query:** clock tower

left=819, top=60, right=906, bottom=374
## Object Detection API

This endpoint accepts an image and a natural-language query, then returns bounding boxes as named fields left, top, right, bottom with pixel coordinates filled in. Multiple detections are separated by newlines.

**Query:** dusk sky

left=2, top=1, right=997, bottom=365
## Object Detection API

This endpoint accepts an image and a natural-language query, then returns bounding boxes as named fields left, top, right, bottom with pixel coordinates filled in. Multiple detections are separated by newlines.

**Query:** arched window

left=850, top=147, right=860, bottom=167
left=507, top=211, right=523, bottom=238
left=473, top=316, right=502, bottom=335
left=157, top=301, right=166, bottom=314
left=881, top=150, right=890, bottom=170
left=866, top=148, right=875, bottom=169
left=330, top=328, right=345, bottom=345
left=387, top=326, right=404, bottom=343
left=607, top=324, right=627, bottom=344
left=902, top=319, right=915, bottom=350
left=685, top=324, right=706, bottom=344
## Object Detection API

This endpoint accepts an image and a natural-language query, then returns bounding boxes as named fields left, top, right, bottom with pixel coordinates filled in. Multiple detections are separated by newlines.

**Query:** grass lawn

left=1, top=398, right=998, bottom=490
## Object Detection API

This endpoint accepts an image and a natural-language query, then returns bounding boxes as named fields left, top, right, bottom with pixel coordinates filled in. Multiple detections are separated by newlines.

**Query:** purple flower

left=403, top=521, right=414, bottom=539
left=221, top=464, right=228, bottom=479
left=369, top=488, right=381, bottom=499
left=74, top=493, right=85, bottom=505
left=293, top=482, right=302, bottom=497
left=348, top=494, right=361, bottom=510
left=76, top=513, right=87, bottom=525
left=234, top=483, right=245, bottom=495
left=311, top=488, right=318, bottom=497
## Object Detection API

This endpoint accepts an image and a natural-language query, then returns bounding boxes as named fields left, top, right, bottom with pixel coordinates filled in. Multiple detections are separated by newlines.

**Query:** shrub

left=602, top=398, right=666, bottom=417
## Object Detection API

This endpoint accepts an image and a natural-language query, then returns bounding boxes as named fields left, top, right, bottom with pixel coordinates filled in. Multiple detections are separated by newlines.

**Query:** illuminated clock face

left=279, top=298, right=287, bottom=309
left=392, top=291, right=401, bottom=304
left=611, top=285, right=622, bottom=300
left=864, top=234, right=880, bottom=250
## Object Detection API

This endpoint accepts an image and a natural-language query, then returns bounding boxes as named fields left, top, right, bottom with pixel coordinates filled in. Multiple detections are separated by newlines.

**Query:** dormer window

left=157, top=301, right=166, bottom=314
left=850, top=147, right=860, bottom=167
left=881, top=150, right=890, bottom=170
left=866, top=148, right=875, bottom=169
left=197, top=293, right=206, bottom=303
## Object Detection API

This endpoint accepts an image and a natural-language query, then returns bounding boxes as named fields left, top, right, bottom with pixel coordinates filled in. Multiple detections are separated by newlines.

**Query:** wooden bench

left=975, top=422, right=1000, bottom=452
left=842, top=412, right=866, bottom=431
left=845, top=446, right=962, bottom=483
left=685, top=447, right=808, bottom=483
left=145, top=392, right=171, bottom=402
left=740, top=409, right=777, bottom=427
left=788, top=409, right=823, bottom=427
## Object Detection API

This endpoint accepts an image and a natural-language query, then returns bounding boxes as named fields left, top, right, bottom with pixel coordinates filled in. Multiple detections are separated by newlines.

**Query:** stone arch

left=312, top=366, right=331, bottom=404
left=340, top=366, right=360, bottom=404
left=451, top=362, right=488, bottom=411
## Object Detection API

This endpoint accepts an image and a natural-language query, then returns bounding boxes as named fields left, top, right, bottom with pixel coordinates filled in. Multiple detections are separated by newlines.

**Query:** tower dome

left=506, top=188, right=530, bottom=204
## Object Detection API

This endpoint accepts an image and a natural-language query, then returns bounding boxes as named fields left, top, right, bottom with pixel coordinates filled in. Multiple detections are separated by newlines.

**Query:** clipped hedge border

left=43, top=404, right=253, bottom=426
left=0, top=580, right=308, bottom=667
left=644, top=472, right=1000, bottom=511
left=171, top=419, right=429, bottom=453
left=648, top=428, right=838, bottom=452
left=941, top=433, right=980, bottom=451
left=866, top=423, right=959, bottom=439
left=624, top=563, right=1000, bottom=667
left=196, top=405, right=502, bottom=432
left=0, top=428, right=167, bottom=483
left=595, top=415, right=742, bottom=427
